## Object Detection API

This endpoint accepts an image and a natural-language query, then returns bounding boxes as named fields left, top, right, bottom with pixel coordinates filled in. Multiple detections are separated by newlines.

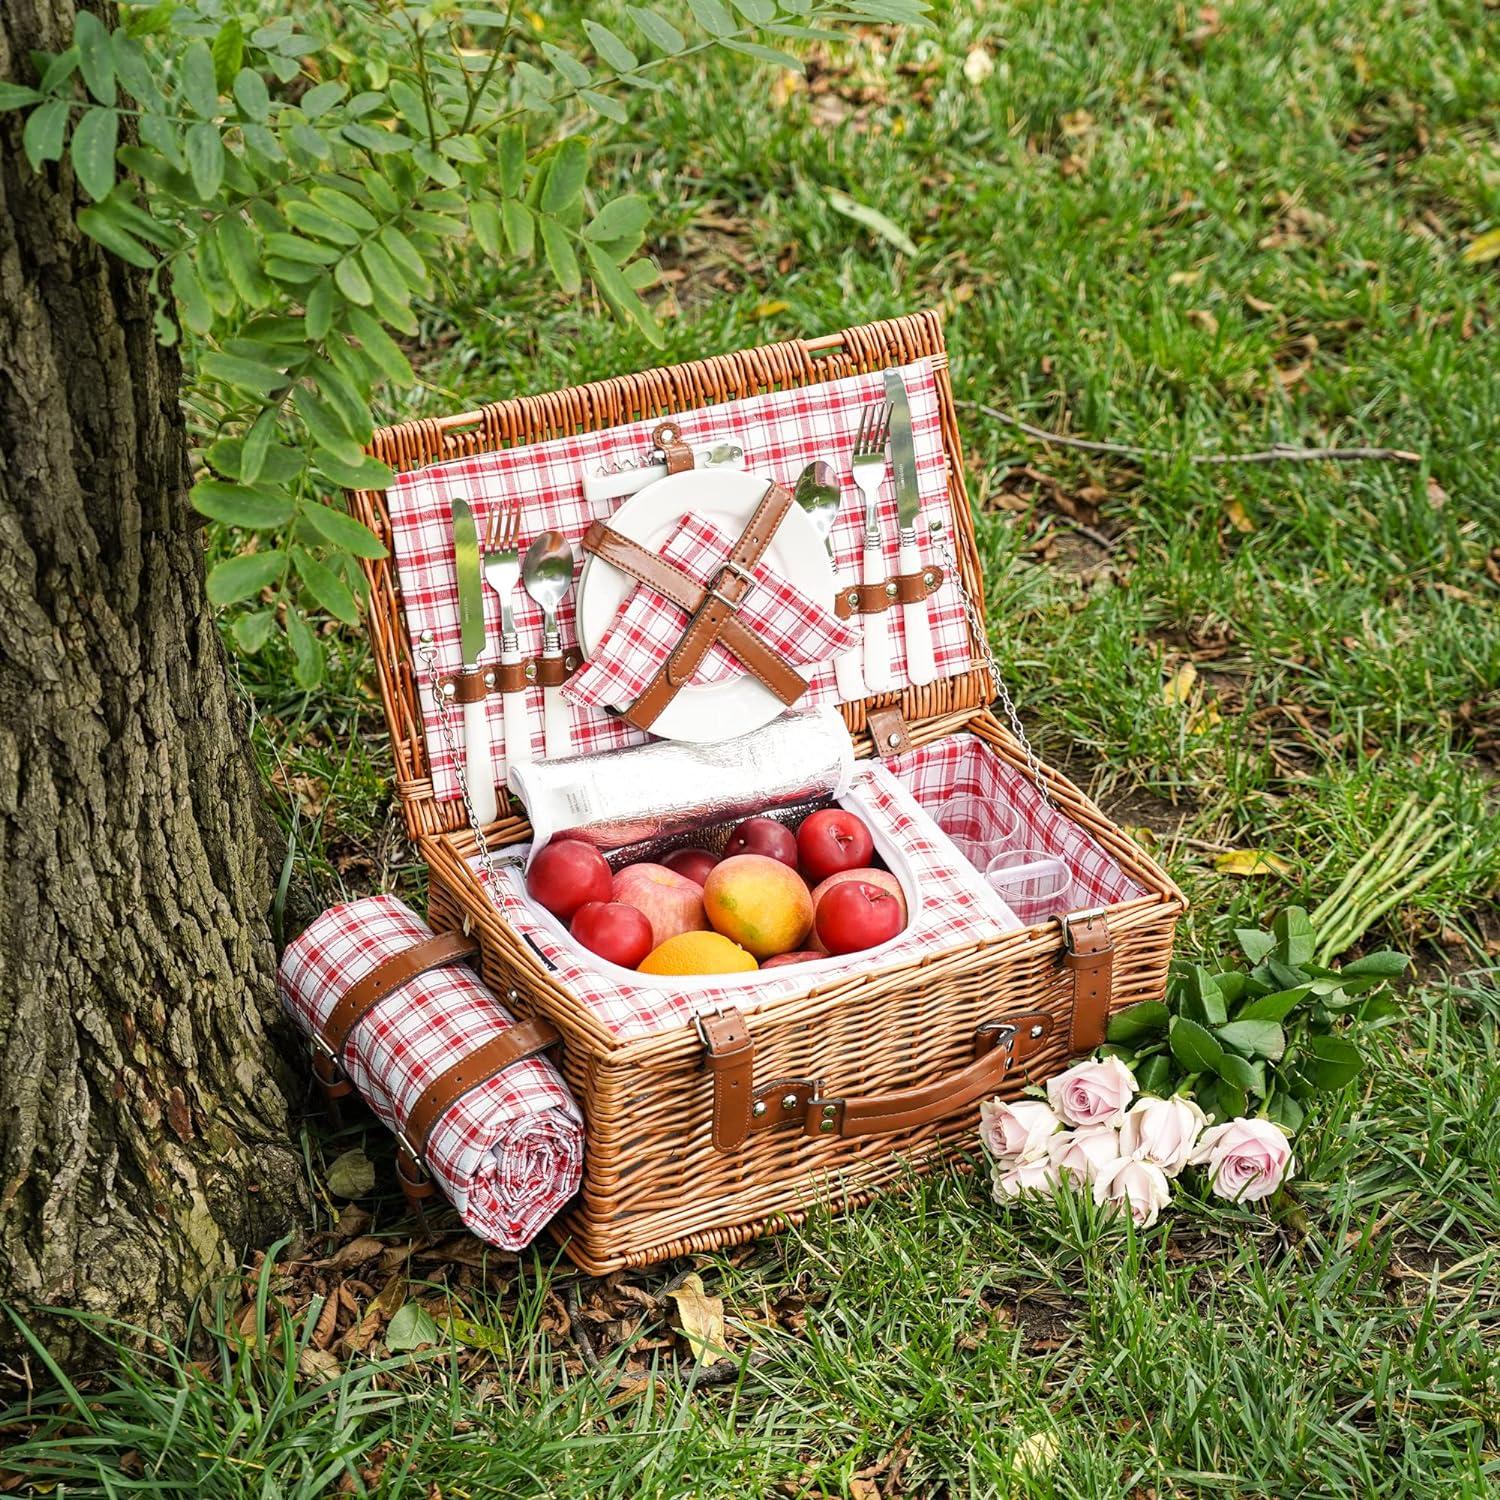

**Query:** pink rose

left=1048, top=1124, right=1122, bottom=1185
left=1046, top=1056, right=1136, bottom=1127
left=1118, top=1095, right=1208, bottom=1178
left=979, top=1098, right=1061, bottom=1162
left=1092, top=1156, right=1172, bottom=1228
left=1189, top=1118, right=1295, bottom=1203
left=992, top=1155, right=1059, bottom=1203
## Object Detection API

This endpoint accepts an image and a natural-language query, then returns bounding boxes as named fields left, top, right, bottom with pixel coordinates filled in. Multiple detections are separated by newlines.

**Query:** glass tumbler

left=984, top=848, right=1074, bottom=926
left=932, top=794, right=1019, bottom=871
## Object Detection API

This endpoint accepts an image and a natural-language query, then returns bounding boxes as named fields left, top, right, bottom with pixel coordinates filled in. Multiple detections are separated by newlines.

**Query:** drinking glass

left=984, top=848, right=1074, bottom=926
left=932, top=794, right=1019, bottom=869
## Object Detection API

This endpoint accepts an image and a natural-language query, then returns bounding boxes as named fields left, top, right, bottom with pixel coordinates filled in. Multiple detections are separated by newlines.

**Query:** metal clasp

left=704, top=559, right=756, bottom=614
left=1060, top=908, right=1108, bottom=954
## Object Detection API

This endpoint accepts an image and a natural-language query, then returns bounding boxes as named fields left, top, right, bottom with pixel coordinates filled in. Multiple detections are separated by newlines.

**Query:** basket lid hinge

left=866, top=706, right=910, bottom=760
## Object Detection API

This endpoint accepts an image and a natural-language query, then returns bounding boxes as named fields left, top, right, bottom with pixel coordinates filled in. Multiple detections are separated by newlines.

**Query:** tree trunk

left=0, top=2, right=305, bottom=1366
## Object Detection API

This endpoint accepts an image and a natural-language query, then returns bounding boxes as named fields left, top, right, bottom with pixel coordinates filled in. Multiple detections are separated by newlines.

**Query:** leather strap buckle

left=1060, top=907, right=1108, bottom=954
left=703, top=559, right=756, bottom=613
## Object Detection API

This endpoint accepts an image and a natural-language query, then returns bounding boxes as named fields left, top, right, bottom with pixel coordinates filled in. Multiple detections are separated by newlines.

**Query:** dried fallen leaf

left=326, top=1148, right=375, bottom=1200
left=1163, top=660, right=1198, bottom=705
left=1224, top=498, right=1255, bottom=533
left=385, top=1302, right=441, bottom=1352
left=298, top=1347, right=341, bottom=1383
left=1426, top=476, right=1448, bottom=509
left=1010, top=1430, right=1061, bottom=1476
left=1213, top=849, right=1293, bottom=877
left=752, top=299, right=789, bottom=320
left=317, top=1235, right=386, bottom=1270
left=667, top=1273, right=726, bottom=1367
left=824, top=189, right=918, bottom=258
left=1460, top=227, right=1500, bottom=265
left=1187, top=308, right=1219, bottom=334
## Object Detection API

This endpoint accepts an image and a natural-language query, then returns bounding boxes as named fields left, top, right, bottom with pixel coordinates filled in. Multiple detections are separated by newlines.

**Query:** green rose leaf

left=1168, top=1016, right=1223, bottom=1074
left=1105, top=1000, right=1170, bottom=1046
left=1215, top=1019, right=1286, bottom=1061
left=1302, top=1035, right=1364, bottom=1091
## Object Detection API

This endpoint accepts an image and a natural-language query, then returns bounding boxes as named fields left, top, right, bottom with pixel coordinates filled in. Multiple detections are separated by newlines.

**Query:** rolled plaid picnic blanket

left=565, top=511, right=860, bottom=711
left=278, top=895, right=582, bottom=1249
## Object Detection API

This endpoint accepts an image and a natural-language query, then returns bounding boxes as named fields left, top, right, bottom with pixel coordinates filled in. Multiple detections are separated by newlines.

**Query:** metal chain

left=931, top=520, right=1057, bottom=810
left=416, top=632, right=503, bottom=889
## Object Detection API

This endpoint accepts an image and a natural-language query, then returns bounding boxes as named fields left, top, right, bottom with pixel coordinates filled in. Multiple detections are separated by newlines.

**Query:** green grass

left=6, top=0, right=1499, bottom=1493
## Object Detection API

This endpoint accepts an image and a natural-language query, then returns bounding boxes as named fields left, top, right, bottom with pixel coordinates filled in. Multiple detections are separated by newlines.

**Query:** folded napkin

left=566, top=511, right=860, bottom=710
left=278, top=895, right=582, bottom=1249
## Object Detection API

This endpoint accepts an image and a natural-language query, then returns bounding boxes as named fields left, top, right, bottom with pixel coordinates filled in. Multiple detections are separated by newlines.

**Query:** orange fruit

left=702, top=854, right=814, bottom=959
left=637, top=931, right=759, bottom=976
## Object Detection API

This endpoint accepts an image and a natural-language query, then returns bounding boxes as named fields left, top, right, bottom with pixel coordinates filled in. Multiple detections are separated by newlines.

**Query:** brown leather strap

left=654, top=421, right=693, bottom=473
left=866, top=706, right=911, bottom=759
left=319, top=931, right=479, bottom=1062
left=440, top=655, right=581, bottom=700
left=833, top=566, right=946, bottom=619
left=1063, top=913, right=1114, bottom=1053
left=450, top=666, right=493, bottom=704
left=700, top=1010, right=755, bottom=1151
left=402, top=1015, right=561, bottom=1161
left=580, top=518, right=809, bottom=728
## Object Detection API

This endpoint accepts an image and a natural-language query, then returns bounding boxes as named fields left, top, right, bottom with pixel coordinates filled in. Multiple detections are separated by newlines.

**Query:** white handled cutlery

left=851, top=401, right=895, bottom=693
left=482, top=505, right=533, bottom=769
left=792, top=459, right=868, bottom=701
left=522, top=529, right=576, bottom=759
left=883, top=369, right=937, bottom=685
left=450, top=497, right=498, bottom=825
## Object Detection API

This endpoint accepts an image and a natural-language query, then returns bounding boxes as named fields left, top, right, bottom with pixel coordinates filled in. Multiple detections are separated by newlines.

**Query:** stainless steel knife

left=451, top=496, right=499, bottom=824
left=883, top=369, right=937, bottom=685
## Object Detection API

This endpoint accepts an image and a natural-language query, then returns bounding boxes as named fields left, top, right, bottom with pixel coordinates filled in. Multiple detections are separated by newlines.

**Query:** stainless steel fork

left=850, top=401, right=895, bottom=692
left=482, top=505, right=533, bottom=766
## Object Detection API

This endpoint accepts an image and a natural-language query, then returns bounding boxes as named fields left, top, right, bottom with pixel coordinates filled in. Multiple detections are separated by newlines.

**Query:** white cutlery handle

left=831, top=567, right=867, bottom=702
left=862, top=538, right=894, bottom=693
left=462, top=695, right=499, bottom=825
left=543, top=679, right=573, bottom=759
left=899, top=533, right=937, bottom=686
left=502, top=683, right=533, bottom=768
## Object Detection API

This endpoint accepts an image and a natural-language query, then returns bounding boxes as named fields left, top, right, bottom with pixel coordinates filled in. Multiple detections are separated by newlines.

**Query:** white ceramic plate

left=576, top=468, right=834, bottom=742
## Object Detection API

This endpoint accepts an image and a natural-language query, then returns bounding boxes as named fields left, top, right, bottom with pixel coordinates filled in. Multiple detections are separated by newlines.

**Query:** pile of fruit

left=524, top=810, right=908, bottom=976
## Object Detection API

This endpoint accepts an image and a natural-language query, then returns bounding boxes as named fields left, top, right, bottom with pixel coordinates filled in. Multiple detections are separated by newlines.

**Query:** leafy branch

left=1, top=0, right=930, bottom=685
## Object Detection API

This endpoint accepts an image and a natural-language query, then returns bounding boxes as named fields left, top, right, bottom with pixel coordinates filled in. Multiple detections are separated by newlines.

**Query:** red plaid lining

left=278, top=896, right=582, bottom=1249
left=384, top=358, right=969, bottom=801
left=885, top=733, right=1145, bottom=911
left=565, top=511, right=860, bottom=709
left=473, top=759, right=1018, bottom=1041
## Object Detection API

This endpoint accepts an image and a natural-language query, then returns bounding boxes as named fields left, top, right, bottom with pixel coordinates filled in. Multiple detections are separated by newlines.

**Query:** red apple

left=722, top=816, right=798, bottom=869
left=810, top=867, right=907, bottom=924
left=526, top=838, right=612, bottom=920
left=570, top=901, right=653, bottom=969
left=663, top=846, right=719, bottom=887
left=611, top=862, right=710, bottom=949
left=815, top=880, right=905, bottom=956
left=797, top=808, right=875, bottom=883
left=761, top=950, right=824, bottom=969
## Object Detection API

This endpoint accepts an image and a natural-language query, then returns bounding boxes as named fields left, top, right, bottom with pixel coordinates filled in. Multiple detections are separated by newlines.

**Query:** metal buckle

left=393, top=1124, right=421, bottom=1165
left=704, top=559, right=755, bottom=613
left=976, top=1020, right=1018, bottom=1052
left=693, top=1002, right=732, bottom=1053
left=1060, top=907, right=1107, bottom=954
left=310, top=1033, right=338, bottom=1064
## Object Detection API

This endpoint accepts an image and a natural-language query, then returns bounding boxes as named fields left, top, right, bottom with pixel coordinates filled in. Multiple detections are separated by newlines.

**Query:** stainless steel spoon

left=793, top=460, right=866, bottom=701
left=522, top=529, right=576, bottom=759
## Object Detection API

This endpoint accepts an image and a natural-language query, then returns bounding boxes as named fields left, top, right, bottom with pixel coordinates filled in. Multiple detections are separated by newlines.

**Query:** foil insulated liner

left=508, top=707, right=855, bottom=863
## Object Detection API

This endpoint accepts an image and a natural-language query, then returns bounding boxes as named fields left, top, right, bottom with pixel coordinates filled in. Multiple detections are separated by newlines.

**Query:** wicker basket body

left=352, top=312, right=1185, bottom=1271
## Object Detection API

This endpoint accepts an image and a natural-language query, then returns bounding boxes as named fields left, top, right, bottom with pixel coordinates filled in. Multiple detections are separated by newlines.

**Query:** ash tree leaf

left=191, top=480, right=294, bottom=528
left=541, top=136, right=589, bottom=213
left=180, top=38, right=218, bottom=116
left=585, top=244, right=662, bottom=346
left=732, top=0, right=778, bottom=20
left=285, top=604, right=323, bottom=688
left=539, top=216, right=580, bottom=293
left=334, top=254, right=374, bottom=305
left=299, top=80, right=345, bottom=118
left=583, top=20, right=637, bottom=71
left=725, top=40, right=804, bottom=71
left=200, top=351, right=289, bottom=394
left=580, top=90, right=628, bottom=123
left=502, top=199, right=535, bottom=259
left=628, top=7, right=686, bottom=52
left=39, top=48, right=81, bottom=95
left=497, top=123, right=526, bottom=196
left=78, top=207, right=154, bottom=269
left=346, top=307, right=414, bottom=388
left=1168, top=1016, right=1222, bottom=1074
left=212, top=19, right=244, bottom=91
left=207, top=549, right=284, bottom=605
left=185, top=121, right=225, bottom=199
left=1105, top=1000, right=1170, bottom=1046
left=241, top=408, right=276, bottom=484
left=233, top=67, right=270, bottom=122
left=687, top=0, right=736, bottom=38
left=342, top=121, right=409, bottom=154
left=541, top=42, right=592, bottom=89
left=23, top=99, right=69, bottom=169
left=824, top=187, right=919, bottom=257
left=471, top=200, right=502, bottom=257
left=296, top=542, right=360, bottom=623
left=70, top=107, right=118, bottom=202
left=313, top=449, right=394, bottom=492
left=75, top=11, right=116, bottom=105
left=0, top=83, right=42, bottom=111
left=584, top=194, right=650, bottom=242
left=231, top=609, right=276, bottom=654
left=302, top=497, right=388, bottom=559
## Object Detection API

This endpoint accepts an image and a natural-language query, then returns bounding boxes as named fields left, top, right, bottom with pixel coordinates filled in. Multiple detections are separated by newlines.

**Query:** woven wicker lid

left=350, top=310, right=994, bottom=841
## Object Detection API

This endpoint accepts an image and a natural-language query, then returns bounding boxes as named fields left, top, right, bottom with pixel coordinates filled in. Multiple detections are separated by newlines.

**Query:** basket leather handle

left=804, top=1014, right=1054, bottom=1140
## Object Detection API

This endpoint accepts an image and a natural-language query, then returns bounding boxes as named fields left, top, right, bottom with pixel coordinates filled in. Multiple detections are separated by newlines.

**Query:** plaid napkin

left=565, top=511, right=860, bottom=710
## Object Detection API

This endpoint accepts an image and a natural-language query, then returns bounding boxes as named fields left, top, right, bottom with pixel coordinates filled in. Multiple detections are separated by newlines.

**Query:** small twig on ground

left=957, top=400, right=1423, bottom=466
left=1043, top=514, right=1120, bottom=553
left=564, top=1282, right=604, bottom=1378
left=680, top=1351, right=773, bottom=1391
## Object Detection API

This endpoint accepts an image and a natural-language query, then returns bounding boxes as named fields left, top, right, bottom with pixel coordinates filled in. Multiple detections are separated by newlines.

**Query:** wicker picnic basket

left=349, top=310, right=1186, bottom=1272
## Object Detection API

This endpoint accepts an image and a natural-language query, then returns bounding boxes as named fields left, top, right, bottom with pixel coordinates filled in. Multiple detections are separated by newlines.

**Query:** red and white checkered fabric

left=885, top=733, right=1145, bottom=911
left=473, top=758, right=1018, bottom=1042
left=384, top=357, right=968, bottom=801
left=278, top=896, right=582, bottom=1249
left=565, top=511, right=860, bottom=709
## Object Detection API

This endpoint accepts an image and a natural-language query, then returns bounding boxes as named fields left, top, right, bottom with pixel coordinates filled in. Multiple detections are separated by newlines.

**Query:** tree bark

left=0, top=2, right=305, bottom=1365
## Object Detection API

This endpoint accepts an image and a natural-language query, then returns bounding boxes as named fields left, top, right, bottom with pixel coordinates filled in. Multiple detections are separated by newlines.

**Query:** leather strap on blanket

left=580, top=479, right=806, bottom=732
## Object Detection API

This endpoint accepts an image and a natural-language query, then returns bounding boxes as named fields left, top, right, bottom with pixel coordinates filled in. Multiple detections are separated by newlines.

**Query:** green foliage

left=0, top=0, right=928, bottom=681
left=1106, top=908, right=1409, bottom=1132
